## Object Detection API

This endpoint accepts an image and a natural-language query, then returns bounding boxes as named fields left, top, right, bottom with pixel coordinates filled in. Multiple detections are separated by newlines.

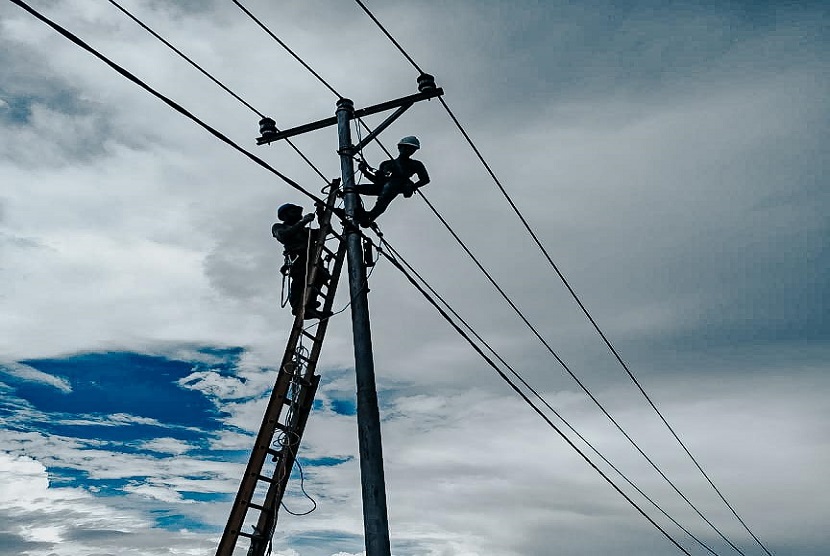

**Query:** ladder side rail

left=297, top=186, right=341, bottom=325
left=246, top=374, right=321, bottom=556
left=217, top=186, right=344, bottom=556
left=216, top=362, right=298, bottom=556
left=304, top=238, right=347, bottom=380
left=244, top=238, right=345, bottom=555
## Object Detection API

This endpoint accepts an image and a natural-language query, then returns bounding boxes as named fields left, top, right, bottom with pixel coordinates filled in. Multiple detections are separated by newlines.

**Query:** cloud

left=0, top=0, right=826, bottom=554
left=138, top=437, right=194, bottom=455
left=0, top=362, right=72, bottom=393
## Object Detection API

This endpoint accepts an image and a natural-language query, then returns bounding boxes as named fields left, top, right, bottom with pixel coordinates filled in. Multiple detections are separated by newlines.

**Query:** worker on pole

left=356, top=136, right=430, bottom=226
left=272, top=203, right=331, bottom=320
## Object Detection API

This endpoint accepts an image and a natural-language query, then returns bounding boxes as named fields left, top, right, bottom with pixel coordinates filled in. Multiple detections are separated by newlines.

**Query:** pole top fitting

left=336, top=98, right=354, bottom=112
left=258, top=117, right=278, bottom=142
left=417, top=73, right=437, bottom=92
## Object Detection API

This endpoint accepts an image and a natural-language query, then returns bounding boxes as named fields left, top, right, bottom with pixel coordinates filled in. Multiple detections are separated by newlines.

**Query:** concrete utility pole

left=336, top=98, right=391, bottom=556
left=253, top=75, right=443, bottom=556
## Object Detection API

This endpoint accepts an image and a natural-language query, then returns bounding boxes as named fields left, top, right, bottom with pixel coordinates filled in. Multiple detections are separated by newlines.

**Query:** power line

left=372, top=237, right=694, bottom=556
left=230, top=1, right=395, bottom=161
left=378, top=238, right=722, bottom=556
left=350, top=3, right=772, bottom=554
left=416, top=191, right=749, bottom=556
left=435, top=101, right=771, bottom=555
left=231, top=0, right=343, bottom=99
left=107, top=0, right=263, bottom=117
left=105, top=0, right=329, bottom=184
left=8, top=0, right=330, bottom=208
left=352, top=0, right=424, bottom=76
left=12, top=1, right=756, bottom=553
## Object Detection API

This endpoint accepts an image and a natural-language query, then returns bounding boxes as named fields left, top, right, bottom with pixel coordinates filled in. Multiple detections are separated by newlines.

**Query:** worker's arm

left=273, top=214, right=314, bottom=242
left=411, top=161, right=430, bottom=189
left=358, top=160, right=383, bottom=184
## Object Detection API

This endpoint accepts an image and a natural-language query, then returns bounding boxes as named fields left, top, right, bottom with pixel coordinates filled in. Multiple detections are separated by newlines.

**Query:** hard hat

left=398, top=135, right=420, bottom=149
left=277, top=203, right=302, bottom=221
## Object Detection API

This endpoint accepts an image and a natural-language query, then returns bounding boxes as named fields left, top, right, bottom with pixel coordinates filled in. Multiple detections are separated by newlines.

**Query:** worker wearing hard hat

left=356, top=135, right=430, bottom=226
left=272, top=203, right=331, bottom=320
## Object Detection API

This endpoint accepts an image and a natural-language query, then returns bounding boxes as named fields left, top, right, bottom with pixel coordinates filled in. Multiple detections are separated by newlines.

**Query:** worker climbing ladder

left=216, top=186, right=347, bottom=556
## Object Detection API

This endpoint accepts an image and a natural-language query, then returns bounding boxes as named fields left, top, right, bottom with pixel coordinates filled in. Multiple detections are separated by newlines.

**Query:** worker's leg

left=366, top=183, right=401, bottom=221
left=355, top=182, right=383, bottom=196
left=288, top=259, right=307, bottom=315
left=303, top=263, right=331, bottom=315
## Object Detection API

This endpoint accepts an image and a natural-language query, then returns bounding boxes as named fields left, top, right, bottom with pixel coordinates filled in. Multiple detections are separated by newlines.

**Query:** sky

left=0, top=1, right=828, bottom=555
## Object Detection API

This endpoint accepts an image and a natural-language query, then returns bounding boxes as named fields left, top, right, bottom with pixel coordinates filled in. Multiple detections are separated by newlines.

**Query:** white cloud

left=0, top=362, right=72, bottom=393
left=138, top=437, right=193, bottom=455
left=0, top=0, right=826, bottom=554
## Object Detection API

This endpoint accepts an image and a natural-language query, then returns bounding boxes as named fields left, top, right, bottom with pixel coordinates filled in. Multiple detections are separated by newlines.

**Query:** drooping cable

left=351, top=3, right=772, bottom=554
left=372, top=237, right=694, bottom=556
left=105, top=0, right=328, bottom=184
left=378, top=237, right=722, bottom=556
left=280, top=459, right=318, bottom=517
left=416, top=191, right=749, bottom=556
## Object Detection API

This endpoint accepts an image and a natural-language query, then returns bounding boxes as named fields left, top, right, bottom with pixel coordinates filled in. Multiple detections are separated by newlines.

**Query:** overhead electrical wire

left=415, top=191, right=748, bottom=556
left=378, top=238, right=722, bottom=556
left=214, top=9, right=714, bottom=544
left=211, top=1, right=746, bottom=552
left=105, top=0, right=329, bottom=184
left=230, top=0, right=395, bottom=160
left=231, top=0, right=343, bottom=99
left=7, top=0, right=332, bottom=209
left=372, top=237, right=694, bottom=556
left=350, top=2, right=773, bottom=555
left=11, top=1, right=759, bottom=554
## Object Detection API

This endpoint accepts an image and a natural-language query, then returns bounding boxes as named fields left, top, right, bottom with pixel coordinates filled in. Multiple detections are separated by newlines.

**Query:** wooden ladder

left=216, top=187, right=346, bottom=556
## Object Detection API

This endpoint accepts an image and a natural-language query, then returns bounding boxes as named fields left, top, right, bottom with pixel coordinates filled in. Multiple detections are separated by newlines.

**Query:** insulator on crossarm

left=417, top=73, right=436, bottom=92
left=259, top=117, right=278, bottom=141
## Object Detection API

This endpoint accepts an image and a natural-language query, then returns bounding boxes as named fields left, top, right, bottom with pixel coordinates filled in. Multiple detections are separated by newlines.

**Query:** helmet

left=398, top=136, right=420, bottom=150
left=277, top=203, right=302, bottom=221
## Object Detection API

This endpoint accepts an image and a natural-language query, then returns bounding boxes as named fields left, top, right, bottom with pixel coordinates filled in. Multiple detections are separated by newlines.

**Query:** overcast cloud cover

left=1, top=1, right=827, bottom=555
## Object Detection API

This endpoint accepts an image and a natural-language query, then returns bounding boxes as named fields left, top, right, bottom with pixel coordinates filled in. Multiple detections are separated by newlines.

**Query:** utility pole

left=253, top=75, right=443, bottom=556
left=336, top=97, right=391, bottom=556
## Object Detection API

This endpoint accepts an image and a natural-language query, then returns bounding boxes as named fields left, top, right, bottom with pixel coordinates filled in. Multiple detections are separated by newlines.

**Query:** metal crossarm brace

left=351, top=102, right=413, bottom=154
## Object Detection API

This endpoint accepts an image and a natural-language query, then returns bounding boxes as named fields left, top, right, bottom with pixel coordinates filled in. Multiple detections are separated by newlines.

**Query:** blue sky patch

left=180, top=491, right=231, bottom=503
left=17, top=351, right=223, bottom=427
left=4, top=349, right=247, bottom=505
left=329, top=398, right=356, bottom=416
left=152, top=510, right=216, bottom=533
left=298, top=456, right=352, bottom=468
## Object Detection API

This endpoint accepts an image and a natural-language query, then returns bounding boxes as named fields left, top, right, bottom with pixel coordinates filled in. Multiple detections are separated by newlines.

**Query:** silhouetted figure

left=356, top=136, right=430, bottom=226
left=272, top=203, right=331, bottom=320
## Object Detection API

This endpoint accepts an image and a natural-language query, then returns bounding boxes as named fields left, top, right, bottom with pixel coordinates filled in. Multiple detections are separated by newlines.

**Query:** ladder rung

left=237, top=531, right=262, bottom=540
left=248, top=501, right=267, bottom=511
left=257, top=474, right=276, bottom=484
left=301, top=329, right=316, bottom=341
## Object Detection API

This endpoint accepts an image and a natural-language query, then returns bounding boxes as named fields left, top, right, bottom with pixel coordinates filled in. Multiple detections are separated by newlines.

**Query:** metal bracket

left=352, top=102, right=413, bottom=154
